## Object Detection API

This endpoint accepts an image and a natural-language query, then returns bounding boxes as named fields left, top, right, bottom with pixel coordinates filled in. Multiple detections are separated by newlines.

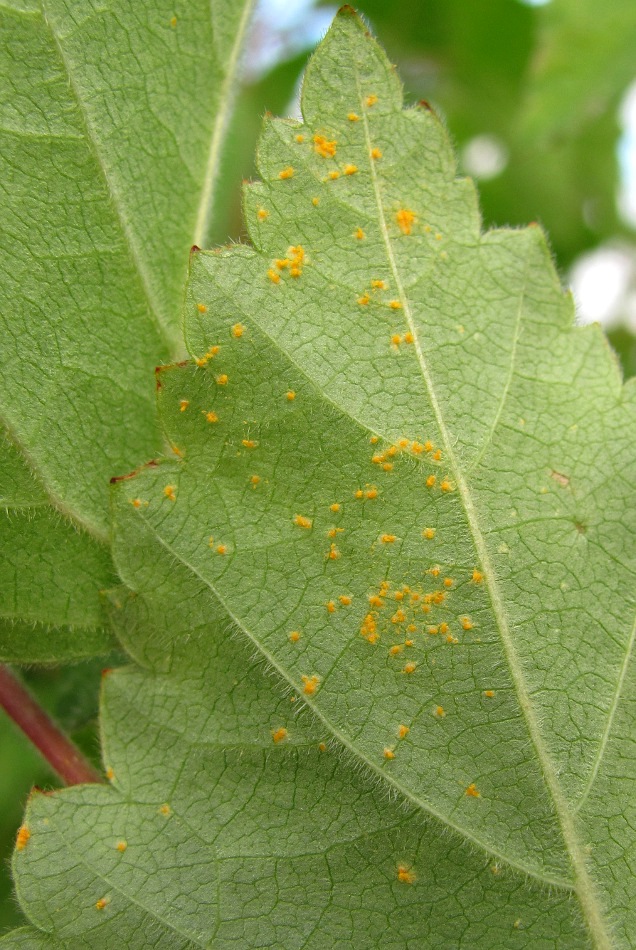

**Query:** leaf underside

left=0, top=0, right=254, bottom=660
left=5, top=9, right=636, bottom=948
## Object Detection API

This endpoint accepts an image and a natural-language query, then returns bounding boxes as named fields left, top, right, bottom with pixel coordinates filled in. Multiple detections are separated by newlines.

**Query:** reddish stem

left=0, top=664, right=104, bottom=786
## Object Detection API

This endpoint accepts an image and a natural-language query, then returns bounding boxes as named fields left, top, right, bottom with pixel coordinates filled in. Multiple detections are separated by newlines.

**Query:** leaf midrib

left=354, top=67, right=612, bottom=949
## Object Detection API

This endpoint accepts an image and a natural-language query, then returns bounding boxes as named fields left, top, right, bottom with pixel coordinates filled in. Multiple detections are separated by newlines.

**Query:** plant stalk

left=0, top=664, right=104, bottom=786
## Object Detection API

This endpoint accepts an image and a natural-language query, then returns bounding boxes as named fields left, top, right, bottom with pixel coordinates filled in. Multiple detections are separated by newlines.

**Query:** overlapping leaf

left=97, top=11, right=634, bottom=945
left=0, top=0, right=255, bottom=659
left=3, top=571, right=593, bottom=948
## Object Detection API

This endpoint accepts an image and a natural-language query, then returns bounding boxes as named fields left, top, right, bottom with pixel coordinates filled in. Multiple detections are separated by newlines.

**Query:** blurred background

left=2, top=0, right=635, bottom=931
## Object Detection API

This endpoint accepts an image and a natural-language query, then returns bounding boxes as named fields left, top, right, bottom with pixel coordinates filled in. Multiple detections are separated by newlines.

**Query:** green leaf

left=0, top=0, right=255, bottom=658
left=4, top=579, right=597, bottom=948
left=0, top=435, right=115, bottom=662
left=522, top=0, right=636, bottom=141
left=101, top=10, right=634, bottom=944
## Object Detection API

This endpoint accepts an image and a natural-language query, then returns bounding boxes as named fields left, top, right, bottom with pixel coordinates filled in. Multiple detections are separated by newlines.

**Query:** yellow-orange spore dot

left=403, top=662, right=417, bottom=674
left=313, top=134, right=337, bottom=158
left=289, top=630, right=301, bottom=643
left=483, top=689, right=495, bottom=698
left=279, top=166, right=295, bottom=179
left=159, top=804, right=172, bottom=817
left=372, top=279, right=387, bottom=290
left=423, top=528, right=435, bottom=540
left=272, top=727, right=288, bottom=743
left=330, top=503, right=341, bottom=513
left=295, top=133, right=304, bottom=143
left=257, top=208, right=269, bottom=221
left=428, top=566, right=440, bottom=577
left=461, top=617, right=473, bottom=631
left=170, top=15, right=178, bottom=28
left=392, top=609, right=406, bottom=624
left=16, top=826, right=30, bottom=851
left=439, top=622, right=449, bottom=635
left=95, top=897, right=110, bottom=911
left=197, top=303, right=207, bottom=313
left=440, top=479, right=453, bottom=492
left=396, top=209, right=416, bottom=235
left=382, top=462, right=394, bottom=472
left=301, top=674, right=320, bottom=696
left=368, top=594, right=384, bottom=608
left=397, top=864, right=416, bottom=884
left=366, top=94, right=378, bottom=107
left=372, top=453, right=385, bottom=464
left=370, top=438, right=379, bottom=447
left=389, top=645, right=403, bottom=656
left=276, top=258, right=290, bottom=271
left=435, top=706, right=445, bottom=717
left=326, top=600, right=336, bottom=613
left=327, top=543, right=341, bottom=560
left=216, top=374, right=228, bottom=386
left=472, top=570, right=484, bottom=583
left=426, top=475, right=436, bottom=488
left=338, top=595, right=352, bottom=606
left=357, top=293, right=370, bottom=305
left=381, top=534, right=396, bottom=544
left=293, top=514, right=312, bottom=529
left=348, top=112, right=360, bottom=121
left=371, top=147, right=382, bottom=160
left=365, top=487, right=378, bottom=499
left=242, top=439, right=258, bottom=449
left=328, top=170, right=340, bottom=180
left=231, top=323, right=245, bottom=338
left=432, top=449, right=442, bottom=461
left=386, top=446, right=398, bottom=458
left=115, top=840, right=127, bottom=853
left=443, top=578, right=453, bottom=588
left=106, top=767, right=115, bottom=781
left=389, top=300, right=402, bottom=310
left=203, top=410, right=218, bottom=423
left=130, top=498, right=142, bottom=509
left=286, top=390, right=296, bottom=401
left=432, top=591, right=445, bottom=605
left=446, top=633, right=458, bottom=644
left=250, top=474, right=260, bottom=486
left=393, top=591, right=404, bottom=601
left=361, top=613, right=378, bottom=642
left=163, top=485, right=176, bottom=502
left=391, top=335, right=402, bottom=348
left=424, top=440, right=433, bottom=452
left=179, top=399, right=189, bottom=412
left=403, top=332, right=414, bottom=344
left=318, top=742, right=327, bottom=752
left=383, top=747, right=395, bottom=760
left=465, top=783, right=480, bottom=798
left=216, top=544, right=227, bottom=555
left=355, top=228, right=365, bottom=240
left=427, top=626, right=439, bottom=636
left=355, top=489, right=364, bottom=499
left=311, top=197, right=319, bottom=206
left=207, top=345, right=220, bottom=358
left=344, top=164, right=358, bottom=175
left=411, top=441, right=424, bottom=454
left=398, top=724, right=410, bottom=739
left=327, top=527, right=344, bottom=538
